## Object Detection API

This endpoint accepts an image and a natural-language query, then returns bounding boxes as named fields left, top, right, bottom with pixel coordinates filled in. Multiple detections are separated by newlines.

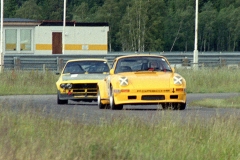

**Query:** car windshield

left=63, top=61, right=109, bottom=74
left=115, top=56, right=172, bottom=73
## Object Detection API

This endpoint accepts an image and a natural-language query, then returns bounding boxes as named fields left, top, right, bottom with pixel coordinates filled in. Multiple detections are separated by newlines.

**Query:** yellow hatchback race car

left=56, top=59, right=110, bottom=104
left=97, top=54, right=187, bottom=110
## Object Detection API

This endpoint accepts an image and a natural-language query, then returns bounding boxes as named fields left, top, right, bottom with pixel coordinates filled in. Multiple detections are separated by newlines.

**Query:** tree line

left=3, top=0, right=240, bottom=52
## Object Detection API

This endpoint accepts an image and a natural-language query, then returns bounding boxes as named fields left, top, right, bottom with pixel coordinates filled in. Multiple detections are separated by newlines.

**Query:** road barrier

left=3, top=52, right=240, bottom=71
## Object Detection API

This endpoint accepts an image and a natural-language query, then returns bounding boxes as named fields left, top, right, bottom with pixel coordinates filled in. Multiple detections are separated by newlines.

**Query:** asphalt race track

left=1, top=93, right=240, bottom=124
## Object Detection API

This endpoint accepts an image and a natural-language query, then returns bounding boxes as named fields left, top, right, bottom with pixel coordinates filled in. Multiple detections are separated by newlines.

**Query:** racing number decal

left=119, top=77, right=128, bottom=86
left=174, top=76, right=182, bottom=84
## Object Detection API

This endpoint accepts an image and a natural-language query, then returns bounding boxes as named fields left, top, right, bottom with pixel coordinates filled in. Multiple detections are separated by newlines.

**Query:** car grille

left=72, top=83, right=97, bottom=96
left=72, top=83, right=97, bottom=88
left=141, top=95, right=165, bottom=100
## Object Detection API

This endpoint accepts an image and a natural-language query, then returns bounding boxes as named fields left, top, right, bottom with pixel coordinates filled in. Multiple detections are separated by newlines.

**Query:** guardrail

left=3, top=52, right=240, bottom=71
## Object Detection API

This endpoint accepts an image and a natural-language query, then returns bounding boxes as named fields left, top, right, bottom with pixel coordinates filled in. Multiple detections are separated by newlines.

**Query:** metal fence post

left=43, top=64, right=46, bottom=73
left=14, top=57, right=21, bottom=70
left=182, top=57, right=190, bottom=66
left=57, top=57, right=64, bottom=72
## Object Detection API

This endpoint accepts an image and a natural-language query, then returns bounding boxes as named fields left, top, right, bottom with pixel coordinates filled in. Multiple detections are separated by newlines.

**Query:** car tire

left=57, top=92, right=68, bottom=104
left=109, top=86, right=123, bottom=110
left=162, top=103, right=186, bottom=110
left=172, top=103, right=186, bottom=110
left=178, top=102, right=186, bottom=110
left=97, top=89, right=109, bottom=109
left=161, top=103, right=167, bottom=110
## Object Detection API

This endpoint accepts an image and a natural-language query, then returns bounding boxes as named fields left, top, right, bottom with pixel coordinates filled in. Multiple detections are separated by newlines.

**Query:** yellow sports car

left=97, top=54, right=186, bottom=110
left=56, top=59, right=110, bottom=104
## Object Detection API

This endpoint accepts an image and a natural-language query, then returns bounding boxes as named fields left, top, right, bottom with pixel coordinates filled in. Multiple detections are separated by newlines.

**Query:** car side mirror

left=110, top=69, right=114, bottom=75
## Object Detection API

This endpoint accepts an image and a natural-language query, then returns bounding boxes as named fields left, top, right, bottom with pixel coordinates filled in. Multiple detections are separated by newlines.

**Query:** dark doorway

left=52, top=32, right=62, bottom=54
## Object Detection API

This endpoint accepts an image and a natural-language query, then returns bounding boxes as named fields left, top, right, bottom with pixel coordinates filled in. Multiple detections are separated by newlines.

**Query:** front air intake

left=141, top=95, right=165, bottom=100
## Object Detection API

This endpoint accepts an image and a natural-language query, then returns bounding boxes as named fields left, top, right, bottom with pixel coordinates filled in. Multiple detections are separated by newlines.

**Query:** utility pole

left=193, top=0, right=199, bottom=70
left=0, top=0, right=4, bottom=73
left=62, top=0, right=66, bottom=54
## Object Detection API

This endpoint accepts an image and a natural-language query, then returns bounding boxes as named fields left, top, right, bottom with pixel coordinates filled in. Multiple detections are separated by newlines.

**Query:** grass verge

left=0, top=104, right=239, bottom=160
left=0, top=70, right=58, bottom=95
left=0, top=68, right=240, bottom=108
left=188, top=96, right=240, bottom=108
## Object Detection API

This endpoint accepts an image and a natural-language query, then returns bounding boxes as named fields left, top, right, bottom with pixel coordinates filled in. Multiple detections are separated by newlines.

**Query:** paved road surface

left=0, top=93, right=239, bottom=124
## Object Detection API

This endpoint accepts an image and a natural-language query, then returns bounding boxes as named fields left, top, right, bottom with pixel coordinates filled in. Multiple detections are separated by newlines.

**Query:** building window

left=5, top=29, right=17, bottom=51
left=20, top=29, right=32, bottom=51
left=5, top=28, right=33, bottom=53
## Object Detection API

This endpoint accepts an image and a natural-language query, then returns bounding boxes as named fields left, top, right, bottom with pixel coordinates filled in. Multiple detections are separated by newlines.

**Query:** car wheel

left=57, top=92, right=68, bottom=104
left=109, top=86, right=123, bottom=110
left=97, top=89, right=109, bottom=109
left=162, top=103, right=174, bottom=110
left=178, top=102, right=186, bottom=110
left=172, top=103, right=186, bottom=110
left=161, top=103, right=168, bottom=110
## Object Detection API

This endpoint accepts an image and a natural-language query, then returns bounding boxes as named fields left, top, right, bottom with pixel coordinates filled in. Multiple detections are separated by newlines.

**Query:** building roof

left=40, top=20, right=109, bottom=27
left=2, top=18, right=41, bottom=26
left=1, top=18, right=109, bottom=27
left=2, top=18, right=40, bottom=22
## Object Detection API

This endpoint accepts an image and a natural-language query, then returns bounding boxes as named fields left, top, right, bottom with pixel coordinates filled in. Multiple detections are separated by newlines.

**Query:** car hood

left=61, top=73, right=108, bottom=81
left=116, top=71, right=174, bottom=88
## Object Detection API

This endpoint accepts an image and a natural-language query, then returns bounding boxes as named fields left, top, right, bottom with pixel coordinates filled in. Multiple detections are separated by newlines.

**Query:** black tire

left=162, top=103, right=186, bottom=110
left=178, top=102, right=186, bottom=110
left=57, top=93, right=68, bottom=104
left=109, top=86, right=123, bottom=110
left=173, top=103, right=186, bottom=110
left=161, top=103, right=168, bottom=110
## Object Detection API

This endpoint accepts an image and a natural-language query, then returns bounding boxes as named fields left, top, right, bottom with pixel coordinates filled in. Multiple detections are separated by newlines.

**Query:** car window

left=63, top=61, right=109, bottom=74
left=63, top=62, right=85, bottom=74
left=115, top=56, right=172, bottom=73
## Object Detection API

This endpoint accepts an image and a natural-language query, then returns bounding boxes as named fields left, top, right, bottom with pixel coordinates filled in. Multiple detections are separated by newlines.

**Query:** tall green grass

left=0, top=68, right=240, bottom=159
left=0, top=70, right=58, bottom=95
left=1, top=68, right=240, bottom=108
left=1, top=67, right=240, bottom=95
left=1, top=68, right=240, bottom=107
left=176, top=67, right=240, bottom=93
left=0, top=103, right=239, bottom=160
left=177, top=67, right=240, bottom=108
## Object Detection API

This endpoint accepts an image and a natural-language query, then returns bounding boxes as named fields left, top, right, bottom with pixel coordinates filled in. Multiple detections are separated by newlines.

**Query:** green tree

left=215, top=6, right=233, bottom=51
left=144, top=0, right=166, bottom=51
left=164, top=0, right=196, bottom=51
left=4, top=0, right=18, bottom=17
left=198, top=2, right=217, bottom=51
left=227, top=6, right=240, bottom=51
left=2, top=0, right=240, bottom=52
left=119, top=0, right=148, bottom=52
left=40, top=0, right=64, bottom=20
left=15, top=0, right=43, bottom=20
left=71, top=2, right=90, bottom=22
left=94, top=0, right=127, bottom=51
left=164, top=6, right=194, bottom=51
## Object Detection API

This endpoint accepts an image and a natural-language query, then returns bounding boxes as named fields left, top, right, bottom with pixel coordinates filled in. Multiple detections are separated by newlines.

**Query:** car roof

left=66, top=58, right=108, bottom=63
left=114, top=54, right=165, bottom=61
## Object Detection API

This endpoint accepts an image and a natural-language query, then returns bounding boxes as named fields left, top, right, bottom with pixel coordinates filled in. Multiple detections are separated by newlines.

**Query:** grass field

left=0, top=68, right=240, bottom=159
left=1, top=68, right=240, bottom=108
left=0, top=103, right=239, bottom=160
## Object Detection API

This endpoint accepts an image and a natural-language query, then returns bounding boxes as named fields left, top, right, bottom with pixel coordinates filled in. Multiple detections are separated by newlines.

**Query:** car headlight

left=119, top=76, right=128, bottom=86
left=66, top=83, right=73, bottom=89
left=60, top=84, right=66, bottom=88
left=173, top=76, right=183, bottom=85
left=60, top=83, right=73, bottom=89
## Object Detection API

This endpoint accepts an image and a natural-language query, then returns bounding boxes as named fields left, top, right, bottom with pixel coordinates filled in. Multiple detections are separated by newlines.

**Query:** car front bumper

left=57, top=90, right=97, bottom=101
left=113, top=89, right=186, bottom=105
